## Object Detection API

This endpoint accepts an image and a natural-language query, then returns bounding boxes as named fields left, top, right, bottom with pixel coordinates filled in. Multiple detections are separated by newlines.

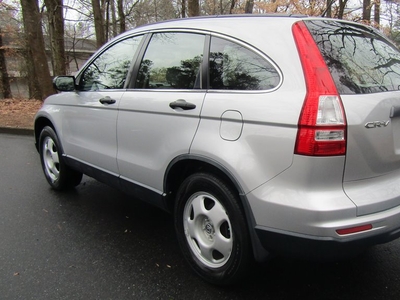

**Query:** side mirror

left=53, top=76, right=76, bottom=91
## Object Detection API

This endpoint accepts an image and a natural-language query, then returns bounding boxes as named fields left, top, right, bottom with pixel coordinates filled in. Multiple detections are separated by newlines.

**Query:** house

left=1, top=34, right=97, bottom=98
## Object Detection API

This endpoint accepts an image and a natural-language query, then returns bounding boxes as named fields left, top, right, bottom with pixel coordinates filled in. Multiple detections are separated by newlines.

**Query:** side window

left=79, top=36, right=143, bottom=91
left=136, top=32, right=205, bottom=89
left=209, top=37, right=280, bottom=90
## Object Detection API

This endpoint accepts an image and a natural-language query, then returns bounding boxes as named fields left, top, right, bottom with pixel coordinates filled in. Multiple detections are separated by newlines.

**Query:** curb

left=0, top=127, right=34, bottom=136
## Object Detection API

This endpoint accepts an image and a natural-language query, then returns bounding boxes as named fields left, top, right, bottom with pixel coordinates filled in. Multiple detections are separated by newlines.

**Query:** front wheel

left=39, top=126, right=82, bottom=190
left=174, top=173, right=251, bottom=285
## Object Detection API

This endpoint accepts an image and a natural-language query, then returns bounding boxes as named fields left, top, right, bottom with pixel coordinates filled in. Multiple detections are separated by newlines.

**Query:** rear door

left=189, top=34, right=296, bottom=193
left=305, top=20, right=400, bottom=215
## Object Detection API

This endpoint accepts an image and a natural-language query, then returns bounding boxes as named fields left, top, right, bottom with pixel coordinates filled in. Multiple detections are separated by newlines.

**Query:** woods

left=20, top=0, right=54, bottom=99
left=0, top=0, right=400, bottom=100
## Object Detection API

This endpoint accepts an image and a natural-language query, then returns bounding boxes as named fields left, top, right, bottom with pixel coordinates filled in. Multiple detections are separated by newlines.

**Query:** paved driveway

left=1, top=133, right=400, bottom=299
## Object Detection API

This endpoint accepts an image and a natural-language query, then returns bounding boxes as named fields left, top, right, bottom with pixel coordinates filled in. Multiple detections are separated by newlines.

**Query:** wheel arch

left=34, top=117, right=57, bottom=152
left=164, top=154, right=270, bottom=262
left=164, top=155, right=245, bottom=206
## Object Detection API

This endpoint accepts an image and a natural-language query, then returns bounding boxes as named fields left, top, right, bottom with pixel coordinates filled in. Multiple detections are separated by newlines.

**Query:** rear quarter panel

left=190, top=19, right=306, bottom=193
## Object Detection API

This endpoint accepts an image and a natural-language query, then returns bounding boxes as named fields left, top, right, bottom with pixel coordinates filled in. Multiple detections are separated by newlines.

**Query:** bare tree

left=44, top=0, right=67, bottom=75
left=20, top=0, right=54, bottom=100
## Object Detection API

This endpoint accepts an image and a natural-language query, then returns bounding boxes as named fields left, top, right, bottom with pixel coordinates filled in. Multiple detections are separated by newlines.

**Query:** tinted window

left=136, top=33, right=205, bottom=89
left=79, top=36, right=143, bottom=91
left=209, top=37, right=280, bottom=90
left=306, top=20, right=400, bottom=94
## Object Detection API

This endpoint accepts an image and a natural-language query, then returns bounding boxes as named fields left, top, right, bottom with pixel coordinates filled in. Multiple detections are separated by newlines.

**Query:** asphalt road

left=1, top=133, right=400, bottom=300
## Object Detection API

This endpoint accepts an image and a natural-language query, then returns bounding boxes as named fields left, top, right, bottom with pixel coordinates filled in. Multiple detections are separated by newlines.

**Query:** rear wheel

left=174, top=173, right=250, bottom=285
left=39, top=126, right=82, bottom=190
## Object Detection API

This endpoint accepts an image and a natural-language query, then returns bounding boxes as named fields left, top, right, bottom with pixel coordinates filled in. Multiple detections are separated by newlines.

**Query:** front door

left=117, top=32, right=207, bottom=193
left=62, top=35, right=144, bottom=176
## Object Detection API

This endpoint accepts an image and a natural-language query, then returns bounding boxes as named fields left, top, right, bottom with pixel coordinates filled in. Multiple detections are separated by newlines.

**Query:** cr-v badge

left=365, top=120, right=390, bottom=128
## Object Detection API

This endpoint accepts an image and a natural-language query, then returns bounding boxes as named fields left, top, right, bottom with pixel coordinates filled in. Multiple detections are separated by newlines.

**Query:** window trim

left=73, top=28, right=283, bottom=93
left=123, top=28, right=283, bottom=93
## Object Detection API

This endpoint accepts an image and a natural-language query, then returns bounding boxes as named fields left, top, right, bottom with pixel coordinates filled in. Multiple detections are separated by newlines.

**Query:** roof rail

left=135, top=13, right=309, bottom=29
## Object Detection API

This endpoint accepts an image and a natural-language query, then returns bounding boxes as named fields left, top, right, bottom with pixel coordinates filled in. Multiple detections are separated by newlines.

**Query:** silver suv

left=35, top=15, right=400, bottom=284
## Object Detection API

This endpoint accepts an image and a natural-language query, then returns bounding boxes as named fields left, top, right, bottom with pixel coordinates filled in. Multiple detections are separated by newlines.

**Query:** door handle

left=169, top=99, right=196, bottom=110
left=99, top=96, right=116, bottom=105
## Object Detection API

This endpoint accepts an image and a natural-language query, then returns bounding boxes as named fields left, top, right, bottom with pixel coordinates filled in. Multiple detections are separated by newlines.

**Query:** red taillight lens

left=292, top=21, right=347, bottom=156
left=295, top=126, right=346, bottom=156
left=336, top=224, right=373, bottom=235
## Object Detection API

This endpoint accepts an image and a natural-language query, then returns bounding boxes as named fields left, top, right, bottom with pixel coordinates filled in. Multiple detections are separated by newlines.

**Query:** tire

left=174, top=173, right=251, bottom=285
left=39, top=126, right=83, bottom=190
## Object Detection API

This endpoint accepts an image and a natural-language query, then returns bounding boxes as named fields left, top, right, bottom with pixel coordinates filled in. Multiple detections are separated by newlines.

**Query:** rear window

left=305, top=20, right=400, bottom=94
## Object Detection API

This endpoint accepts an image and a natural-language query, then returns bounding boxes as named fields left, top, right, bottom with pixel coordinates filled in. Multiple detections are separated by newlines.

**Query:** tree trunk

left=363, top=0, right=371, bottom=22
left=0, top=28, right=12, bottom=99
left=325, top=0, right=332, bottom=18
left=181, top=0, right=186, bottom=17
left=337, top=0, right=348, bottom=19
left=105, top=0, right=110, bottom=41
left=374, top=0, right=380, bottom=26
left=229, top=0, right=236, bottom=14
left=188, top=0, right=199, bottom=17
left=245, top=0, right=254, bottom=13
left=92, top=0, right=106, bottom=47
left=117, top=0, right=126, bottom=33
left=110, top=0, right=117, bottom=37
left=44, top=0, right=66, bottom=76
left=154, top=0, right=158, bottom=21
left=20, top=0, right=54, bottom=100
left=25, top=48, right=42, bottom=99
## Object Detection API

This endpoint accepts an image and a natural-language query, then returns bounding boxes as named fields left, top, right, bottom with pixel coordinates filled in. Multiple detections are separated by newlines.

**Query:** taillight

left=292, top=21, right=346, bottom=156
left=336, top=224, right=373, bottom=235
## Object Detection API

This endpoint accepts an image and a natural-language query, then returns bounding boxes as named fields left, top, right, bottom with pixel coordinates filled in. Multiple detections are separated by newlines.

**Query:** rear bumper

left=250, top=187, right=400, bottom=259
left=255, top=223, right=400, bottom=260
left=246, top=155, right=400, bottom=260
